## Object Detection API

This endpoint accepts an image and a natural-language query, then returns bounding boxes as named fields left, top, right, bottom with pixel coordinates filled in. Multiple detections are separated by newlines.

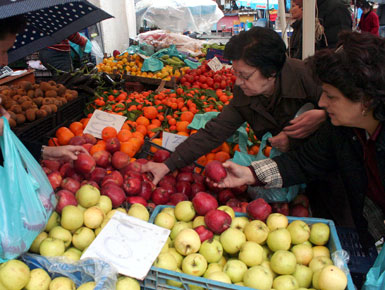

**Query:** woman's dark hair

left=358, top=0, right=372, bottom=11
left=307, top=31, right=385, bottom=121
left=224, top=27, right=286, bottom=78
left=0, top=15, right=27, bottom=40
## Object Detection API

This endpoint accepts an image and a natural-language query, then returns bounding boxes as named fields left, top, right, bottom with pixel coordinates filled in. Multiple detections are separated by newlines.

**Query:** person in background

left=317, top=0, right=352, bottom=48
left=0, top=16, right=87, bottom=161
left=358, top=0, right=379, bottom=36
left=377, top=3, right=385, bottom=38
left=215, top=31, right=385, bottom=251
left=39, top=33, right=88, bottom=74
left=288, top=0, right=304, bottom=59
left=141, top=27, right=326, bottom=185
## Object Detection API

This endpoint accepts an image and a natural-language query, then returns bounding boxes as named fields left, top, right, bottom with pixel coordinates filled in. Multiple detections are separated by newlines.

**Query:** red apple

left=56, top=189, right=77, bottom=213
left=290, top=204, right=309, bottom=217
left=192, top=173, right=205, bottom=184
left=127, top=196, right=147, bottom=206
left=82, top=143, right=93, bottom=152
left=180, top=164, right=195, bottom=173
left=101, top=183, right=126, bottom=208
left=41, top=160, right=61, bottom=172
left=124, top=171, right=143, bottom=180
left=111, top=151, right=130, bottom=170
left=247, top=198, right=272, bottom=221
left=169, top=192, right=188, bottom=205
left=48, top=171, right=62, bottom=190
left=176, top=181, right=192, bottom=198
left=136, top=158, right=148, bottom=164
left=194, top=225, right=214, bottom=243
left=159, top=182, right=175, bottom=195
left=192, top=192, right=218, bottom=215
left=42, top=167, right=52, bottom=175
left=105, top=137, right=121, bottom=153
left=291, top=194, right=310, bottom=208
left=92, top=150, right=111, bottom=168
left=83, top=133, right=97, bottom=145
left=81, top=180, right=100, bottom=190
left=61, top=177, right=81, bottom=193
left=123, top=176, right=142, bottom=196
left=204, top=209, right=232, bottom=234
left=68, top=135, right=86, bottom=145
left=153, top=149, right=170, bottom=163
left=159, top=175, right=176, bottom=188
left=204, top=160, right=227, bottom=182
left=177, top=172, right=194, bottom=183
left=74, top=153, right=96, bottom=175
left=89, top=167, right=107, bottom=185
left=191, top=183, right=206, bottom=198
left=138, top=180, right=154, bottom=200
left=218, top=189, right=235, bottom=205
left=232, top=184, right=248, bottom=195
left=240, top=202, right=248, bottom=213
left=59, top=162, right=73, bottom=177
left=271, top=202, right=290, bottom=216
left=226, top=198, right=241, bottom=209
left=151, top=187, right=170, bottom=205
left=101, top=170, right=123, bottom=187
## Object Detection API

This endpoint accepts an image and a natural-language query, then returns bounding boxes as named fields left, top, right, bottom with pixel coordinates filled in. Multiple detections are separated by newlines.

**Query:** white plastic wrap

left=138, top=30, right=205, bottom=56
left=331, top=249, right=351, bottom=277
left=136, top=0, right=224, bottom=33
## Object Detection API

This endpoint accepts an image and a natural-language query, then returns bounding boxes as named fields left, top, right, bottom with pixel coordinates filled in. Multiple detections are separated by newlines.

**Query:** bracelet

left=41, top=145, right=47, bottom=159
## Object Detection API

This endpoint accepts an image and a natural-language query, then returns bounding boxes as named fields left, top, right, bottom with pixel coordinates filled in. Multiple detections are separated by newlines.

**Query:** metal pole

left=278, top=0, right=287, bottom=46
left=302, top=0, right=315, bottom=59
left=266, top=0, right=270, bottom=28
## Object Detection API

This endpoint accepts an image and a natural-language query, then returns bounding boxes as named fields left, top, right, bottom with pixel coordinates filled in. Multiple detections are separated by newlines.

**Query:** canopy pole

left=302, top=0, right=315, bottom=59
left=278, top=0, right=287, bottom=46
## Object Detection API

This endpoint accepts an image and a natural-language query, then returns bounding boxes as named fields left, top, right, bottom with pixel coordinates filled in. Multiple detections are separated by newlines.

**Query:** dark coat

left=289, top=20, right=303, bottom=59
left=317, top=0, right=352, bottom=48
left=165, top=58, right=322, bottom=171
left=273, top=121, right=385, bottom=249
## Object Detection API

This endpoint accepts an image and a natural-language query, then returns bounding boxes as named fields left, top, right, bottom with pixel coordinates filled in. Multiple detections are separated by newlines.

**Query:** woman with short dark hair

left=358, top=0, right=379, bottom=36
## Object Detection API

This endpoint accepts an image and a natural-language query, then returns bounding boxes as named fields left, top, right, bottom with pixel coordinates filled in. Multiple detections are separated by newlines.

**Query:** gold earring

left=362, top=109, right=367, bottom=116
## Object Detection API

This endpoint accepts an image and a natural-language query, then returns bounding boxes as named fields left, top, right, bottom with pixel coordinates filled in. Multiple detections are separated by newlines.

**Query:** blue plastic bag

left=232, top=132, right=305, bottom=203
left=0, top=117, right=56, bottom=262
left=363, top=246, right=385, bottom=290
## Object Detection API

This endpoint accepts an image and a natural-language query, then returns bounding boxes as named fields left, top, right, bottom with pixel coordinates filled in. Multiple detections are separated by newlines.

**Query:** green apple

left=270, top=250, right=297, bottom=275
left=199, top=239, right=223, bottom=263
left=30, top=231, right=48, bottom=253
left=160, top=240, right=169, bottom=254
left=116, top=207, right=127, bottom=214
left=77, top=282, right=96, bottom=290
left=293, top=264, right=313, bottom=288
left=166, top=268, right=183, bottom=287
left=174, top=201, right=196, bottom=222
left=39, top=237, right=65, bottom=257
left=83, top=206, right=105, bottom=229
left=182, top=253, right=207, bottom=276
left=206, top=271, right=231, bottom=284
left=312, top=245, right=330, bottom=258
left=230, top=216, right=250, bottom=231
left=127, top=203, right=149, bottom=222
left=244, top=220, right=270, bottom=244
left=267, top=228, right=291, bottom=251
left=220, top=228, right=246, bottom=254
left=217, top=256, right=227, bottom=267
left=239, top=241, right=264, bottom=266
left=260, top=260, right=277, bottom=279
left=192, top=216, right=206, bottom=228
left=174, top=228, right=201, bottom=256
left=170, top=221, right=191, bottom=240
left=49, top=226, right=72, bottom=248
left=76, top=184, right=100, bottom=208
left=266, top=213, right=289, bottom=231
left=217, top=205, right=235, bottom=219
left=63, top=247, right=82, bottom=262
left=243, top=266, right=273, bottom=290
left=155, top=212, right=175, bottom=229
left=235, top=282, right=245, bottom=286
left=49, top=276, right=75, bottom=289
left=312, top=269, right=322, bottom=289
left=204, top=263, right=223, bottom=278
left=309, top=256, right=333, bottom=273
left=94, top=226, right=102, bottom=236
left=116, top=276, right=140, bottom=290
left=106, top=209, right=119, bottom=219
left=272, top=275, right=299, bottom=290
left=154, top=252, right=178, bottom=271
left=262, top=245, right=272, bottom=261
left=318, top=265, right=347, bottom=290
left=96, top=195, right=112, bottom=214
left=291, top=243, right=313, bottom=265
left=72, top=227, right=95, bottom=251
left=0, top=259, right=30, bottom=290
left=161, top=207, right=175, bottom=218
left=188, top=284, right=205, bottom=290
left=309, top=223, right=330, bottom=246
left=45, top=211, right=60, bottom=232
left=61, top=205, right=84, bottom=231
left=24, top=268, right=51, bottom=290
left=168, top=247, right=183, bottom=268
left=77, top=204, right=87, bottom=213
left=223, top=259, right=247, bottom=283
left=287, top=220, right=310, bottom=244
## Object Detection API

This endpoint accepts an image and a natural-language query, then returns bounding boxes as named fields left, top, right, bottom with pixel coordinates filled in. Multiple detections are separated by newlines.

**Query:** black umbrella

left=0, top=0, right=113, bottom=63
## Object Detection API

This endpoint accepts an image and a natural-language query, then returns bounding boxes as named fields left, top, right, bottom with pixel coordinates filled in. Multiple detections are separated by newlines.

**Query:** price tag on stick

left=162, top=131, right=188, bottom=152
left=83, top=110, right=127, bottom=139
left=207, top=56, right=223, bottom=72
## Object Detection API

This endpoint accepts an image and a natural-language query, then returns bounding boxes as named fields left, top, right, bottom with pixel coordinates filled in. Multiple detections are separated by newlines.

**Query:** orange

left=90, top=143, right=106, bottom=155
left=197, top=155, right=207, bottom=166
left=176, top=121, right=190, bottom=133
left=128, top=137, right=142, bottom=151
left=206, top=152, right=216, bottom=162
left=168, top=118, right=177, bottom=126
left=177, top=132, right=189, bottom=136
left=120, top=141, right=137, bottom=157
left=214, top=151, right=231, bottom=162
left=132, top=131, right=144, bottom=144
left=263, top=146, right=272, bottom=157
left=136, top=116, right=150, bottom=127
left=180, top=111, right=194, bottom=123
left=151, top=119, right=161, bottom=127
left=56, top=127, right=75, bottom=145
left=101, top=127, right=117, bottom=140
left=150, top=138, right=162, bottom=153
left=221, top=142, right=231, bottom=154
left=136, top=124, right=147, bottom=136
left=48, top=137, right=59, bottom=147
left=143, top=106, right=158, bottom=120
left=69, top=121, right=84, bottom=134
left=117, top=129, right=133, bottom=142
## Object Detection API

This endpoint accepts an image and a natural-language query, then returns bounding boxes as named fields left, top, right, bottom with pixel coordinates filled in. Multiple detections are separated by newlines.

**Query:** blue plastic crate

left=145, top=205, right=355, bottom=290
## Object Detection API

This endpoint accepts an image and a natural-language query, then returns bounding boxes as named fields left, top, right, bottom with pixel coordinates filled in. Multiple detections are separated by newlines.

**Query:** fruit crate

left=13, top=113, right=56, bottom=143
left=336, top=227, right=378, bottom=288
left=56, top=94, right=87, bottom=125
left=145, top=205, right=356, bottom=290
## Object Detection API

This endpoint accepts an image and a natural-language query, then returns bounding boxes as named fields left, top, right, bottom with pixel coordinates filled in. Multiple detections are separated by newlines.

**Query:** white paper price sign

left=81, top=211, right=170, bottom=280
left=162, top=131, right=188, bottom=152
left=207, top=56, right=223, bottom=72
left=83, top=110, right=127, bottom=139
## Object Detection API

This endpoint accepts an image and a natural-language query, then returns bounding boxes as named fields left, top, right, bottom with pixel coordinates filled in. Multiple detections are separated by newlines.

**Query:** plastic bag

left=0, top=117, right=56, bottom=262
left=232, top=132, right=305, bottom=203
left=90, top=39, right=104, bottom=64
left=363, top=246, right=385, bottom=290
left=21, top=253, right=118, bottom=290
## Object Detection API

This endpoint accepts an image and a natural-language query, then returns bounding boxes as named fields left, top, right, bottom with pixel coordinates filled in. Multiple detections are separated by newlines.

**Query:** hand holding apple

left=140, top=161, right=170, bottom=185
left=42, top=145, right=90, bottom=161
left=212, top=161, right=255, bottom=188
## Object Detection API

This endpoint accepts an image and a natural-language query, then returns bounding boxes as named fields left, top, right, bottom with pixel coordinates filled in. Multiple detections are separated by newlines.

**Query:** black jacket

left=289, top=20, right=303, bottom=59
left=273, top=121, right=385, bottom=250
left=317, top=0, right=352, bottom=48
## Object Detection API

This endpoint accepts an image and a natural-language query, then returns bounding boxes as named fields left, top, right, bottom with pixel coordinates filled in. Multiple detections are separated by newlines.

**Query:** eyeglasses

left=233, top=68, right=257, bottom=81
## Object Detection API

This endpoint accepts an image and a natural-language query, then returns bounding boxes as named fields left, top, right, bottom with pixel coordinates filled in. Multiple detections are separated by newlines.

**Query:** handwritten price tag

left=207, top=56, right=223, bottom=72
left=81, top=211, right=170, bottom=280
left=83, top=110, right=127, bottom=139
left=162, top=131, right=188, bottom=152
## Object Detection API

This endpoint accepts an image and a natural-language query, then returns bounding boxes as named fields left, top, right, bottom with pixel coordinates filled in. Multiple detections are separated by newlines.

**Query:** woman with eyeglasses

left=141, top=27, right=326, bottom=185
left=214, top=31, right=385, bottom=251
